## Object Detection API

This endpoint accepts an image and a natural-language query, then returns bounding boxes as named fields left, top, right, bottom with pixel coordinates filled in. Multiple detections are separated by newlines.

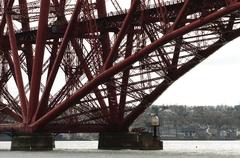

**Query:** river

left=0, top=140, right=240, bottom=158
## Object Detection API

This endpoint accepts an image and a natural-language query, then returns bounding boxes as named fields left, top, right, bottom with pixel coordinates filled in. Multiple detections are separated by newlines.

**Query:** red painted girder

left=106, top=80, right=119, bottom=124
left=1, top=88, right=21, bottom=115
left=33, top=1, right=82, bottom=122
left=118, top=27, right=134, bottom=123
left=97, top=0, right=119, bottom=124
left=43, top=124, right=106, bottom=133
left=102, top=0, right=139, bottom=70
left=226, top=0, right=238, bottom=5
left=0, top=52, right=16, bottom=90
left=0, top=101, right=22, bottom=122
left=46, top=69, right=85, bottom=109
left=30, top=3, right=240, bottom=132
left=170, top=37, right=183, bottom=71
left=96, top=0, right=107, bottom=18
left=143, top=25, right=171, bottom=68
left=47, top=0, right=65, bottom=79
left=47, top=38, right=59, bottom=79
left=71, top=39, right=109, bottom=120
left=5, top=9, right=28, bottom=123
left=2, top=0, right=229, bottom=49
left=77, top=83, right=146, bottom=103
left=3, top=51, right=25, bottom=89
left=0, top=17, right=6, bottom=47
left=51, top=0, right=66, bottom=17
left=18, top=0, right=33, bottom=82
left=170, top=0, right=190, bottom=31
left=226, top=14, right=236, bottom=30
left=0, top=108, right=22, bottom=123
left=0, top=124, right=23, bottom=132
left=59, top=0, right=66, bottom=14
left=0, top=0, right=15, bottom=51
left=28, top=0, right=51, bottom=123
left=53, top=107, right=103, bottom=122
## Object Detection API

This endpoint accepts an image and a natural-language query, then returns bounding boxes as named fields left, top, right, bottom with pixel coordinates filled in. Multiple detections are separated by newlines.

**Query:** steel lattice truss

left=0, top=0, right=240, bottom=133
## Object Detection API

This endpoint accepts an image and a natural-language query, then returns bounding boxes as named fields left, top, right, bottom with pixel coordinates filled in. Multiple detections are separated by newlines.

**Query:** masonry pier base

left=98, top=132, right=163, bottom=150
left=11, top=133, right=55, bottom=151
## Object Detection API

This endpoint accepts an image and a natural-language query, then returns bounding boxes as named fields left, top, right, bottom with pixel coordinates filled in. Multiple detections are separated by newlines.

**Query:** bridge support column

left=98, top=132, right=163, bottom=150
left=11, top=133, right=55, bottom=151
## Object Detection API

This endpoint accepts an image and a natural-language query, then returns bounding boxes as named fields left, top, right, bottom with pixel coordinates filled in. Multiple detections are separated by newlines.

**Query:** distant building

left=236, top=129, right=240, bottom=137
left=182, top=126, right=197, bottom=139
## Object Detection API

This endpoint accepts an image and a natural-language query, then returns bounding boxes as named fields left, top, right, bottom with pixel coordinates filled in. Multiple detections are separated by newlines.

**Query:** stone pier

left=11, top=133, right=55, bottom=151
left=98, top=132, right=163, bottom=150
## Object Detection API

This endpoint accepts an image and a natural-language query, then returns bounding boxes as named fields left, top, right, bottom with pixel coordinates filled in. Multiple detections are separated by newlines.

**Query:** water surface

left=0, top=141, right=239, bottom=158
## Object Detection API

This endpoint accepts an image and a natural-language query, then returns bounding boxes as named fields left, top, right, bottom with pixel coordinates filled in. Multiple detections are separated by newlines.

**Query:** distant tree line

left=132, top=105, right=240, bottom=135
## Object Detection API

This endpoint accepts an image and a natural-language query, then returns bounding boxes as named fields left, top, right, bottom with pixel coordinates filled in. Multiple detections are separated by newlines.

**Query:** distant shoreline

left=0, top=138, right=239, bottom=141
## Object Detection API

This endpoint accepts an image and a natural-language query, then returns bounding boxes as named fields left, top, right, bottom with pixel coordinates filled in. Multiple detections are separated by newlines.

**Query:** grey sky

left=155, top=37, right=240, bottom=106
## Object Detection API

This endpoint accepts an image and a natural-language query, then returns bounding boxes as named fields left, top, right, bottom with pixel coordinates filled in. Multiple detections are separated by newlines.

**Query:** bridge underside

left=0, top=0, right=240, bottom=135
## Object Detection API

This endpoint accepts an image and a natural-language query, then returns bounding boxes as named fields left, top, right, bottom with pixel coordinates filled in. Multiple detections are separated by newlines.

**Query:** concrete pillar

left=11, top=133, right=55, bottom=151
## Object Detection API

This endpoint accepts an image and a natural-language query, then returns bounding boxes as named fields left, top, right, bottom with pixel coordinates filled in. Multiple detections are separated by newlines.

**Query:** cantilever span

left=0, top=0, right=240, bottom=137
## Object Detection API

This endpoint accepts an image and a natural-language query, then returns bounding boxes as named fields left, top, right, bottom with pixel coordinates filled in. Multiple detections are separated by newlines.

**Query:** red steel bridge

left=0, top=0, right=240, bottom=134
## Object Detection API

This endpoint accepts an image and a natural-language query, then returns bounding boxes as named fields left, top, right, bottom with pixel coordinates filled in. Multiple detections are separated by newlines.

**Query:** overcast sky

left=154, top=37, right=240, bottom=106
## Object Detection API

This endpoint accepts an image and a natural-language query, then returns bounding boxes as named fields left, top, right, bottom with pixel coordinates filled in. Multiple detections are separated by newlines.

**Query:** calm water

left=0, top=141, right=240, bottom=158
